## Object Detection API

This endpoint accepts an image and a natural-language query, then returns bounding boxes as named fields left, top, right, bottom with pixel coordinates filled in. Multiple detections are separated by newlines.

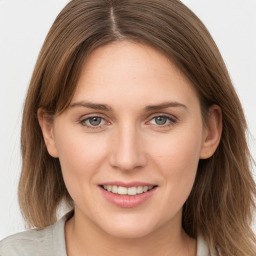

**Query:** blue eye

left=153, top=116, right=168, bottom=125
left=82, top=117, right=105, bottom=127
left=149, top=116, right=175, bottom=126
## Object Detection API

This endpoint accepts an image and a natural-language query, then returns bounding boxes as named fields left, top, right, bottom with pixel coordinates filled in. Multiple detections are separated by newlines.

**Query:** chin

left=104, top=226, right=154, bottom=239
left=98, top=216, right=160, bottom=239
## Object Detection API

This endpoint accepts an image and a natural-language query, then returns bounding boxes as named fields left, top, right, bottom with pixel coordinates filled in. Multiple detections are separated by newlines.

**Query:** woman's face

left=46, top=41, right=211, bottom=238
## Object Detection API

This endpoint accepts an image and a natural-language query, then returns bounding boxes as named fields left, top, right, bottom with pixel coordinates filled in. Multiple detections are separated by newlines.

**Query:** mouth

left=99, top=184, right=158, bottom=208
left=99, top=184, right=157, bottom=196
left=98, top=182, right=158, bottom=207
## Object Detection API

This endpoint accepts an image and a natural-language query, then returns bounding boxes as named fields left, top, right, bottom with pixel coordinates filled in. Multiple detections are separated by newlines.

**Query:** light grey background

left=0, top=0, right=255, bottom=239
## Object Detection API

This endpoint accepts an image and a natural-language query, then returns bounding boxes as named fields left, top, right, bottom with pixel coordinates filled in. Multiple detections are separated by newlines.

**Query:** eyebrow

left=70, top=101, right=113, bottom=111
left=69, top=101, right=187, bottom=112
left=145, top=102, right=188, bottom=111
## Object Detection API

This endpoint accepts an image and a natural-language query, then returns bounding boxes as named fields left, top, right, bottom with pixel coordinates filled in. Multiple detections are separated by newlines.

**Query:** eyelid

left=79, top=113, right=111, bottom=129
left=77, top=112, right=178, bottom=130
left=147, top=112, right=177, bottom=121
left=145, top=113, right=178, bottom=127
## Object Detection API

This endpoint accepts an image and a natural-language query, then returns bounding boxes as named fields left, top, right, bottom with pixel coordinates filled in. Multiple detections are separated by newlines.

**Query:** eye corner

left=145, top=113, right=178, bottom=130
left=149, top=114, right=176, bottom=124
left=79, top=115, right=111, bottom=130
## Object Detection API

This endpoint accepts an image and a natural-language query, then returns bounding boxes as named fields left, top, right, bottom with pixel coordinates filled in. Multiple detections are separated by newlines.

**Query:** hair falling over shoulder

left=18, top=0, right=255, bottom=255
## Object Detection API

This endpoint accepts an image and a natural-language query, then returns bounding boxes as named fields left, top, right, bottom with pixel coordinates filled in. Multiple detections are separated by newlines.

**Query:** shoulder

left=0, top=225, right=54, bottom=256
left=197, top=235, right=217, bottom=256
left=0, top=211, right=72, bottom=256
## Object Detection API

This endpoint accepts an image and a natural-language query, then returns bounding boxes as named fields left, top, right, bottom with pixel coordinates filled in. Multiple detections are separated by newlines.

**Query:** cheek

left=55, top=129, right=106, bottom=172
left=151, top=128, right=202, bottom=166
left=150, top=132, right=202, bottom=220
left=149, top=124, right=203, bottom=191
left=53, top=129, right=109, bottom=200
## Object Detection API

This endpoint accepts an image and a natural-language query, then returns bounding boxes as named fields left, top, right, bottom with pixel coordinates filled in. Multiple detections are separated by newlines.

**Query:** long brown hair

left=19, top=0, right=256, bottom=255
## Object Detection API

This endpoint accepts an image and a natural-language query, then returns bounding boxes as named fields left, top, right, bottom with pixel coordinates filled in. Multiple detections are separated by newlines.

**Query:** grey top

left=0, top=212, right=211, bottom=256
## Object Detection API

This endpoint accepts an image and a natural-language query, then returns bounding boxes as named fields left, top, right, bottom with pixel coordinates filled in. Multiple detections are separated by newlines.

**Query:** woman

left=0, top=0, right=255, bottom=255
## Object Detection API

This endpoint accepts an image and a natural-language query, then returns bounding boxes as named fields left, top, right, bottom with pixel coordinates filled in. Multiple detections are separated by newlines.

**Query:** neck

left=65, top=208, right=196, bottom=256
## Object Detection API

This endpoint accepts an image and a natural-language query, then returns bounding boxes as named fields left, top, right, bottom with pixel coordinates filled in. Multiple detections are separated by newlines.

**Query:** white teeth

left=136, top=186, right=143, bottom=194
left=102, top=185, right=155, bottom=195
left=112, top=185, right=118, bottom=194
left=118, top=186, right=127, bottom=195
left=128, top=187, right=137, bottom=195
left=143, top=186, right=148, bottom=192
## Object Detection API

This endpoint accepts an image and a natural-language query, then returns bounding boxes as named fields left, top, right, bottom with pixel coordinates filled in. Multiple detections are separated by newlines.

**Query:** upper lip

left=99, top=181, right=157, bottom=188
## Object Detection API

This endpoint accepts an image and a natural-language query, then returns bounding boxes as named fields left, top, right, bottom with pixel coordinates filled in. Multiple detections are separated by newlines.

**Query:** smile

left=99, top=183, right=158, bottom=208
left=101, top=185, right=155, bottom=195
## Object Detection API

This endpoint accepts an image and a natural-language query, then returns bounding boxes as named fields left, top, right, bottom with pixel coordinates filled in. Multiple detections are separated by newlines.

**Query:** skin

left=39, top=41, right=222, bottom=256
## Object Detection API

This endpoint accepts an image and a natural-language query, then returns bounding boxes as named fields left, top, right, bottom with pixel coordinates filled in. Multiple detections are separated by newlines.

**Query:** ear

left=200, top=105, right=222, bottom=159
left=37, top=108, right=58, bottom=158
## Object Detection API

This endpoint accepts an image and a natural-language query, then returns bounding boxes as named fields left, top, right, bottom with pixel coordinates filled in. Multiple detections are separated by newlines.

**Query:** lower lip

left=99, top=186, right=157, bottom=208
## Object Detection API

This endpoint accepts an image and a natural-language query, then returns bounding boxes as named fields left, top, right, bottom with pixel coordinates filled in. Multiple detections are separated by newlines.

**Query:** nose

left=109, top=124, right=147, bottom=172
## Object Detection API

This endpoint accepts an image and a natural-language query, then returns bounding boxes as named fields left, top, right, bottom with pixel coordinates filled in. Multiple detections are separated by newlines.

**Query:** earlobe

left=37, top=108, right=58, bottom=158
left=200, top=105, right=222, bottom=159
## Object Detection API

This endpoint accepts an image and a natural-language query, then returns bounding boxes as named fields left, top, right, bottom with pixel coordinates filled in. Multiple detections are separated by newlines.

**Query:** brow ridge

left=145, top=102, right=188, bottom=111
left=70, top=101, right=112, bottom=111
left=69, top=101, right=187, bottom=112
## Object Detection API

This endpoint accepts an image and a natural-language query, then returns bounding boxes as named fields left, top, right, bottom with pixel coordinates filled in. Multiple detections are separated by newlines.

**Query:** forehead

left=71, top=41, right=199, bottom=110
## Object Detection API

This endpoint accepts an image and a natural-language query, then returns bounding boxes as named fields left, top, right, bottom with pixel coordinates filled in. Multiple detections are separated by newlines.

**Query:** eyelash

left=147, top=115, right=177, bottom=128
left=80, top=115, right=109, bottom=129
left=79, top=114, right=177, bottom=130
